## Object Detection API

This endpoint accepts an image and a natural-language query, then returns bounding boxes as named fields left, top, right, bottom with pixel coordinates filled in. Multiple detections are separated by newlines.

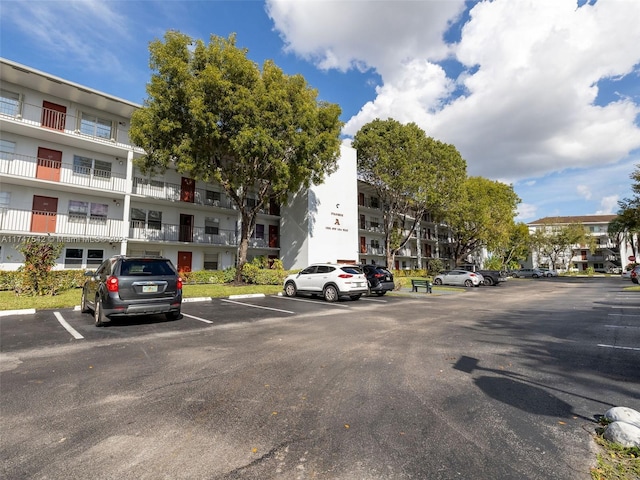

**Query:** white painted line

left=598, top=344, right=640, bottom=352
left=228, top=293, right=266, bottom=299
left=361, top=297, right=388, bottom=303
left=183, top=297, right=212, bottom=303
left=608, top=313, right=640, bottom=316
left=0, top=308, right=36, bottom=317
left=221, top=299, right=294, bottom=314
left=181, top=313, right=214, bottom=324
left=611, top=306, right=640, bottom=309
left=604, top=324, right=640, bottom=329
left=53, top=311, right=84, bottom=340
left=274, top=296, right=351, bottom=308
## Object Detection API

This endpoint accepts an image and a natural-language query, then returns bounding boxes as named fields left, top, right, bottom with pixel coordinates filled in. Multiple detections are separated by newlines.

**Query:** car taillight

left=374, top=273, right=384, bottom=278
left=106, top=275, right=119, bottom=292
left=177, top=277, right=183, bottom=290
left=469, top=273, right=477, bottom=277
left=338, top=274, right=353, bottom=278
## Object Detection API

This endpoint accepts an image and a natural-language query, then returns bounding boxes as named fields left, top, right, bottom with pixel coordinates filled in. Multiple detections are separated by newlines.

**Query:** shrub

left=15, top=238, right=64, bottom=296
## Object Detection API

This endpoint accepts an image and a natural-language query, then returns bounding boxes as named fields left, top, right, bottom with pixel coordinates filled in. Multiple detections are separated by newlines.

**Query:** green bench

left=411, top=279, right=432, bottom=293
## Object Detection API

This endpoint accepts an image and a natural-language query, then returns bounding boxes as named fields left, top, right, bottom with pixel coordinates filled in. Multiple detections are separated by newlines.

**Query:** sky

left=1, top=0, right=639, bottom=222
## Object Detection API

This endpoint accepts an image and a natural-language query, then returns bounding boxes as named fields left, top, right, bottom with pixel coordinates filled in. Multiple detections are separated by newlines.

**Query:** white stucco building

left=0, top=58, right=455, bottom=272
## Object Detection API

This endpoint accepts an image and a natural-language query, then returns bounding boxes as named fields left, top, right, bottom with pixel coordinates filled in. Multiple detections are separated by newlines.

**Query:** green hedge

left=0, top=269, right=86, bottom=292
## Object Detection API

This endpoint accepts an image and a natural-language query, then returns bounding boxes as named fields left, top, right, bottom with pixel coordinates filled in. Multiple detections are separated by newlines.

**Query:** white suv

left=283, top=264, right=368, bottom=302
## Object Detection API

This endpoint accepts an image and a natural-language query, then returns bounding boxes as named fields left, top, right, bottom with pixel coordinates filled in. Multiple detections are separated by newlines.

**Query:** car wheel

left=284, top=282, right=297, bottom=297
left=464, top=279, right=473, bottom=287
left=80, top=288, right=90, bottom=313
left=376, top=292, right=386, bottom=296
left=350, top=294, right=361, bottom=301
left=433, top=278, right=443, bottom=285
left=323, top=285, right=338, bottom=302
left=94, top=297, right=106, bottom=327
left=483, top=277, right=494, bottom=286
left=533, top=274, right=539, bottom=278
left=166, top=310, right=181, bottom=321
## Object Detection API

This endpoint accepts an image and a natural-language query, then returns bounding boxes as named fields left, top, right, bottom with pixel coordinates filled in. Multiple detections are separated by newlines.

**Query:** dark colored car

left=359, top=264, right=395, bottom=296
left=631, top=265, right=640, bottom=284
left=81, top=256, right=182, bottom=326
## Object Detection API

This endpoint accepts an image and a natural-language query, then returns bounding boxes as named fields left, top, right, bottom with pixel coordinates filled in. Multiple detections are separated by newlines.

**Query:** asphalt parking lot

left=1, top=277, right=639, bottom=480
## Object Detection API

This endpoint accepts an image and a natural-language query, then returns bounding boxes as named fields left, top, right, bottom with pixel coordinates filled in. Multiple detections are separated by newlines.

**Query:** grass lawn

left=0, top=284, right=284, bottom=311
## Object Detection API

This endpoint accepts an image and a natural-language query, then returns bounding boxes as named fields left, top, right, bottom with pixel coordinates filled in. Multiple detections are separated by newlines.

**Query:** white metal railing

left=0, top=151, right=127, bottom=192
left=0, top=208, right=124, bottom=239
left=129, top=222, right=238, bottom=246
left=0, top=97, right=143, bottom=153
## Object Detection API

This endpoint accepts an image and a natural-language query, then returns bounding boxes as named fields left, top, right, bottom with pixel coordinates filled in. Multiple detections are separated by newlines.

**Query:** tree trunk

left=235, top=212, right=254, bottom=283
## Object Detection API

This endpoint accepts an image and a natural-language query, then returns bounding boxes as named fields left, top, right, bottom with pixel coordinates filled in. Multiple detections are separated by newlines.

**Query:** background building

left=527, top=215, right=630, bottom=273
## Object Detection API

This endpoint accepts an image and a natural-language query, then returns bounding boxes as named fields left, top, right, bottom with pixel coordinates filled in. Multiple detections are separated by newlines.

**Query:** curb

left=0, top=308, right=36, bottom=317
left=228, top=293, right=266, bottom=299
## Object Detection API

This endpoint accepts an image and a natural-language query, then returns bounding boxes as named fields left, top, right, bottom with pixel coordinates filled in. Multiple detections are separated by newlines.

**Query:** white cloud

left=596, top=195, right=619, bottom=215
left=515, top=203, right=537, bottom=222
left=577, top=185, right=592, bottom=200
left=269, top=0, right=640, bottom=185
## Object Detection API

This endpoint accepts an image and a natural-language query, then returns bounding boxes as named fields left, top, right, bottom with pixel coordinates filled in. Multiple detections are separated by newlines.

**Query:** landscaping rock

left=603, top=421, right=640, bottom=448
left=604, top=406, right=640, bottom=429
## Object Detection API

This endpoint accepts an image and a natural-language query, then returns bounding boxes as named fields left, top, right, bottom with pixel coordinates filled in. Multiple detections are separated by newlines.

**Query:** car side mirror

left=84, top=270, right=96, bottom=277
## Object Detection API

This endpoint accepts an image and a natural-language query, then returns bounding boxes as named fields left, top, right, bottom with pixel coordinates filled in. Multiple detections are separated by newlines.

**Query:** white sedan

left=433, top=269, right=484, bottom=287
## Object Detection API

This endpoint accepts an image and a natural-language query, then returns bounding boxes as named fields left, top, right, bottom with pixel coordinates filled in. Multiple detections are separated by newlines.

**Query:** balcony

left=0, top=207, right=124, bottom=239
left=0, top=98, right=141, bottom=154
left=1, top=151, right=127, bottom=193
left=129, top=222, right=238, bottom=246
left=359, top=220, right=385, bottom=233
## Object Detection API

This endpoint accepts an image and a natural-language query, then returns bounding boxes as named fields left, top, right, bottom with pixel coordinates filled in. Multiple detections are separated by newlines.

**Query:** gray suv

left=81, top=256, right=182, bottom=326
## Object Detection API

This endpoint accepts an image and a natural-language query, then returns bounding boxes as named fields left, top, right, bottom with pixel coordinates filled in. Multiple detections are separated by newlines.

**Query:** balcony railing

left=129, top=222, right=238, bottom=246
left=359, top=221, right=385, bottom=233
left=0, top=208, right=123, bottom=239
left=0, top=151, right=127, bottom=192
left=0, top=98, right=141, bottom=153
left=132, top=178, right=242, bottom=210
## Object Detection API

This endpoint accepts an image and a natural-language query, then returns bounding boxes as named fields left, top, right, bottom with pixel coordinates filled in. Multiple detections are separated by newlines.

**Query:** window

left=371, top=239, right=380, bottom=249
left=0, top=191, right=10, bottom=208
left=90, top=203, right=108, bottom=221
left=204, top=253, right=218, bottom=270
left=130, top=209, right=162, bottom=230
left=206, top=190, right=221, bottom=205
left=247, top=198, right=257, bottom=209
left=0, top=90, right=20, bottom=117
left=370, top=197, right=379, bottom=208
left=64, top=248, right=83, bottom=267
left=0, top=139, right=16, bottom=160
left=73, top=155, right=112, bottom=179
left=205, top=217, right=219, bottom=235
left=68, top=200, right=89, bottom=220
left=87, top=249, right=104, bottom=266
left=80, top=112, right=113, bottom=139
left=253, top=224, right=265, bottom=239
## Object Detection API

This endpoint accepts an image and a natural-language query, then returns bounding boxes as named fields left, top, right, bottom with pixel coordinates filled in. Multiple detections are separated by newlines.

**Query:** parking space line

left=361, top=297, right=388, bottom=303
left=182, top=313, right=214, bottom=324
left=53, top=312, right=84, bottom=340
left=221, top=299, right=295, bottom=314
left=274, top=296, right=350, bottom=308
left=608, top=313, right=640, bottom=317
left=598, top=344, right=640, bottom=352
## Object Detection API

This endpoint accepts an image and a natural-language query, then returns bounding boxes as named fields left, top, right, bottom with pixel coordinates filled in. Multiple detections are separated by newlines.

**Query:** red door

left=41, top=101, right=66, bottom=131
left=360, top=236, right=367, bottom=254
left=179, top=214, right=193, bottom=242
left=36, top=147, right=62, bottom=182
left=268, top=225, right=279, bottom=248
left=177, top=251, right=192, bottom=273
left=31, top=195, right=58, bottom=233
left=181, top=177, right=195, bottom=203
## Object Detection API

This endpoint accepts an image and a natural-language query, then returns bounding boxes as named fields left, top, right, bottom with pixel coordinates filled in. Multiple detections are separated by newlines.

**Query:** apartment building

left=527, top=215, right=630, bottom=273
left=0, top=58, right=453, bottom=272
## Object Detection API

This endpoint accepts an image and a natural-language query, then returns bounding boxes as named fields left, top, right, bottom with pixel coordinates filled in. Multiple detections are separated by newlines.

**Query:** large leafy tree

left=352, top=118, right=466, bottom=268
left=444, top=177, right=520, bottom=266
left=614, top=164, right=640, bottom=260
left=488, top=222, right=530, bottom=270
left=130, top=31, right=343, bottom=280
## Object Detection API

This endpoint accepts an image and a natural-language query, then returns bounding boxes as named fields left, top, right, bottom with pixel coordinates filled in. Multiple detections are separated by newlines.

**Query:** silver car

left=512, top=268, right=543, bottom=278
left=283, top=264, right=369, bottom=302
left=433, top=269, right=484, bottom=287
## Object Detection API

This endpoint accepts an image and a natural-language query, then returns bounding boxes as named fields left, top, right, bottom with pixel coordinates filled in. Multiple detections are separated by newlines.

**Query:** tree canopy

left=443, top=176, right=520, bottom=266
left=129, top=31, right=343, bottom=279
left=352, top=118, right=467, bottom=267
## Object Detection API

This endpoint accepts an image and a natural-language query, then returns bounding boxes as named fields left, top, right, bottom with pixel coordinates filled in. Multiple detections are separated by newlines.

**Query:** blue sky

left=2, top=0, right=639, bottom=222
